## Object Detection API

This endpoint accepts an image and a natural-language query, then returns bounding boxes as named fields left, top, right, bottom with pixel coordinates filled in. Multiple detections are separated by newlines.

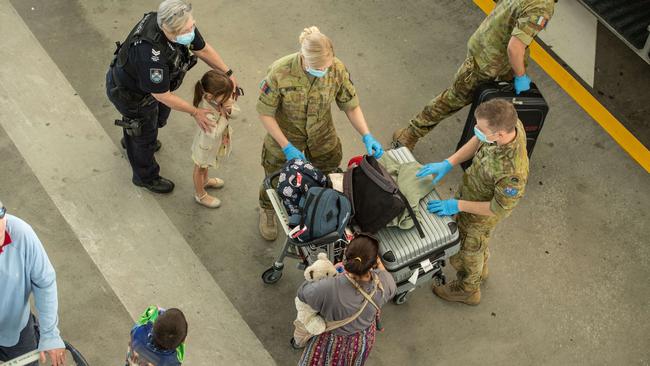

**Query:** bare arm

left=507, top=36, right=527, bottom=77
left=259, top=114, right=289, bottom=148
left=193, top=42, right=229, bottom=72
left=152, top=91, right=197, bottom=115
left=458, top=200, right=495, bottom=216
left=447, top=136, right=480, bottom=166
left=152, top=91, right=215, bottom=132
left=194, top=43, right=237, bottom=88
left=344, top=106, right=370, bottom=136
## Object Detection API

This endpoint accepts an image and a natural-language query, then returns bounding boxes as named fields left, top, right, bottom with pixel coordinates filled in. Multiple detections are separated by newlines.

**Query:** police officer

left=392, top=0, right=556, bottom=150
left=106, top=0, right=237, bottom=193
left=256, top=26, right=384, bottom=241
left=416, top=99, right=528, bottom=305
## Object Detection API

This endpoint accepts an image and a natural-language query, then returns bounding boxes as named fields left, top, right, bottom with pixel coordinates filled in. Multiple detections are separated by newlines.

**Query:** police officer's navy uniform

left=106, top=12, right=203, bottom=191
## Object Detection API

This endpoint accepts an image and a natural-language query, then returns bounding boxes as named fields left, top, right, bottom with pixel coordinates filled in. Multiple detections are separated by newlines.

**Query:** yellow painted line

left=473, top=0, right=650, bottom=173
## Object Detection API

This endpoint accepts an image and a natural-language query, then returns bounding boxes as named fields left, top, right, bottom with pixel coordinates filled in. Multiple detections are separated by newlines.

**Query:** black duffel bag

left=343, top=155, right=424, bottom=238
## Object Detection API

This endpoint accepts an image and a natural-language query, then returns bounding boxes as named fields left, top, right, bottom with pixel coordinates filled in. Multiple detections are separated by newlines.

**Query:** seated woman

left=296, top=234, right=396, bottom=365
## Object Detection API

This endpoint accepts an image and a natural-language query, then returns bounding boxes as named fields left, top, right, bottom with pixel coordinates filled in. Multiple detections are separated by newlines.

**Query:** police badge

left=150, top=68, right=163, bottom=84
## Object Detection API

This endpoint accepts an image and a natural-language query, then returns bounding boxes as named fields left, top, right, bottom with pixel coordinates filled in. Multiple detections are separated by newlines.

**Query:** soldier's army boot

left=432, top=280, right=481, bottom=305
left=259, top=208, right=278, bottom=241
left=391, top=126, right=420, bottom=151
left=449, top=253, right=489, bottom=280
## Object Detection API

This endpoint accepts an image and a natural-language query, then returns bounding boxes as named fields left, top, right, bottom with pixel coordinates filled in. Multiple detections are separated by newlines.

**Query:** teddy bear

left=293, top=252, right=338, bottom=346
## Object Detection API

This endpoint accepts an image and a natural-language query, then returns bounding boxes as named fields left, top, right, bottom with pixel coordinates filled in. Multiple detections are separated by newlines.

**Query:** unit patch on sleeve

left=150, top=68, right=163, bottom=84
left=533, top=16, right=548, bottom=30
left=259, top=79, right=271, bottom=94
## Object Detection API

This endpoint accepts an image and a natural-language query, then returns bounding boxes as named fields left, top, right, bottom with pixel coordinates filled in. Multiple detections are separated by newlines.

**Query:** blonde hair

left=299, top=26, right=334, bottom=69
left=157, top=0, right=192, bottom=34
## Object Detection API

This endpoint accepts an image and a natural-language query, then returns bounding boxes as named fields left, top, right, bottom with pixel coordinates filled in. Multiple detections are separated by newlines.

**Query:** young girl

left=191, top=70, right=238, bottom=208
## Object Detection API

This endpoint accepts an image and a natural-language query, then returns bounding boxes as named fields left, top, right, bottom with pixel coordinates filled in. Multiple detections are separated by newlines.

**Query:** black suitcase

left=456, top=81, right=549, bottom=170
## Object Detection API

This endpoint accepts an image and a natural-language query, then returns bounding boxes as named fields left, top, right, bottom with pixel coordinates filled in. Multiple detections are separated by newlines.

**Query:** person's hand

left=40, top=348, right=66, bottom=366
left=416, top=160, right=453, bottom=184
left=282, top=143, right=306, bottom=161
left=193, top=108, right=216, bottom=133
left=514, top=74, right=531, bottom=95
left=375, top=255, right=386, bottom=271
left=427, top=199, right=459, bottom=216
left=362, top=133, right=384, bottom=158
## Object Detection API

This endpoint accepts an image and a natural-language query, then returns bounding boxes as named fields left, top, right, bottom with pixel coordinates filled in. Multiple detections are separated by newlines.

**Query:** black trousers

left=0, top=314, right=39, bottom=365
left=105, top=70, right=171, bottom=184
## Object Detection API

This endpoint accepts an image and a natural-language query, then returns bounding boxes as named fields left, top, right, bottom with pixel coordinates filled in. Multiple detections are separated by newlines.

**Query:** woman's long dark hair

left=192, top=70, right=234, bottom=107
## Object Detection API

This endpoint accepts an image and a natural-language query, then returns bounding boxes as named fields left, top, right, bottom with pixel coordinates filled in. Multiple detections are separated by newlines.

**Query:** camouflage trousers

left=409, top=56, right=513, bottom=137
left=449, top=213, right=497, bottom=291
left=258, top=135, right=343, bottom=209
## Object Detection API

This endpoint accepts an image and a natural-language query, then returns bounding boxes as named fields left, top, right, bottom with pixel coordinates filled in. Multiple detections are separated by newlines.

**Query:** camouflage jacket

left=467, top=0, right=555, bottom=74
left=256, top=53, right=359, bottom=156
left=457, top=120, right=529, bottom=227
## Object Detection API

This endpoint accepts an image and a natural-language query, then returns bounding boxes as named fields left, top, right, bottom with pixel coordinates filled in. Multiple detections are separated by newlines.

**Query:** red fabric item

left=0, top=231, right=12, bottom=254
left=347, top=155, right=363, bottom=168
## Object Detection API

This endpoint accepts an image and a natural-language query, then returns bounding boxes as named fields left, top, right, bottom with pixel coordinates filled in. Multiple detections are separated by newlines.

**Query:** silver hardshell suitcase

left=377, top=148, right=460, bottom=304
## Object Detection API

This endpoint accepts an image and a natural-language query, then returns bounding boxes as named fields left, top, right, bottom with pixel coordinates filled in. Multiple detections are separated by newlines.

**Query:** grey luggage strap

left=323, top=274, right=381, bottom=332
left=359, top=158, right=426, bottom=239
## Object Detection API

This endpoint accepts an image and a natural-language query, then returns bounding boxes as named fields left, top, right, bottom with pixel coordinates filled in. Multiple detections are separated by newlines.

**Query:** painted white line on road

left=0, top=1, right=275, bottom=364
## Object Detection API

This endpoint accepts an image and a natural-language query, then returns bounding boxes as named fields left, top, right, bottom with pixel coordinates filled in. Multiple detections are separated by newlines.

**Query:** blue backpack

left=289, top=187, right=352, bottom=242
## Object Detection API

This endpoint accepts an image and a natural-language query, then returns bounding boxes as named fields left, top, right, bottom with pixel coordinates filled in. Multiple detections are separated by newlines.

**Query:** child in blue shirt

left=126, top=306, right=187, bottom=366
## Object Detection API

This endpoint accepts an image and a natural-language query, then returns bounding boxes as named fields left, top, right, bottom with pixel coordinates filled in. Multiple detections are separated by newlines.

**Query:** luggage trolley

left=261, top=171, right=348, bottom=284
left=1, top=342, right=89, bottom=366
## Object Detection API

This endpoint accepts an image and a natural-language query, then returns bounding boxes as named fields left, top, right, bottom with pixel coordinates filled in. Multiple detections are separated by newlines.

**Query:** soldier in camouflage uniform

left=256, top=27, right=384, bottom=241
left=392, top=0, right=556, bottom=150
left=416, top=99, right=528, bottom=305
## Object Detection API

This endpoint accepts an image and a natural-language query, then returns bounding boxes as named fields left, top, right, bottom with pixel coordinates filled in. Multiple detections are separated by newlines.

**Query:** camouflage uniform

left=256, top=53, right=359, bottom=209
left=409, top=0, right=555, bottom=137
left=451, top=120, right=529, bottom=291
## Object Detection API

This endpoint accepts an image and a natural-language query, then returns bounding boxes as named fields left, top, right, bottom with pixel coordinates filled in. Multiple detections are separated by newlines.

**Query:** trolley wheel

left=433, top=272, right=447, bottom=287
left=262, top=267, right=283, bottom=284
left=393, top=292, right=409, bottom=305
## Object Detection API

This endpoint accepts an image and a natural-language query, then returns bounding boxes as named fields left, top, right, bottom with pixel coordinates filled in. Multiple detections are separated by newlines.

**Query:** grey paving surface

left=3, top=0, right=649, bottom=365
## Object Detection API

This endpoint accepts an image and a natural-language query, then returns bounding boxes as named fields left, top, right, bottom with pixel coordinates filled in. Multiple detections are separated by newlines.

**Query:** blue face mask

left=175, top=28, right=195, bottom=46
left=474, top=126, right=495, bottom=143
left=306, top=67, right=328, bottom=78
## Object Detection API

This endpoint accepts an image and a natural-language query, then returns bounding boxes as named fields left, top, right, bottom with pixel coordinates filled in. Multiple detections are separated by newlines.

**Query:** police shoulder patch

left=503, top=187, right=519, bottom=197
left=150, top=68, right=163, bottom=84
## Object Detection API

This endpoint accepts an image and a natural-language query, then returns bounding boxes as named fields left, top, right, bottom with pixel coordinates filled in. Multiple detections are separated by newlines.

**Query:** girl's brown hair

left=193, top=70, right=234, bottom=108
left=343, top=234, right=379, bottom=276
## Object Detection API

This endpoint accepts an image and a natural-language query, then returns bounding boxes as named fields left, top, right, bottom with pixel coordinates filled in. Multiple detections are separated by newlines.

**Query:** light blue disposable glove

left=282, top=143, right=306, bottom=161
left=362, top=133, right=384, bottom=158
left=514, top=74, right=531, bottom=95
left=416, top=159, right=453, bottom=185
left=427, top=199, right=459, bottom=216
